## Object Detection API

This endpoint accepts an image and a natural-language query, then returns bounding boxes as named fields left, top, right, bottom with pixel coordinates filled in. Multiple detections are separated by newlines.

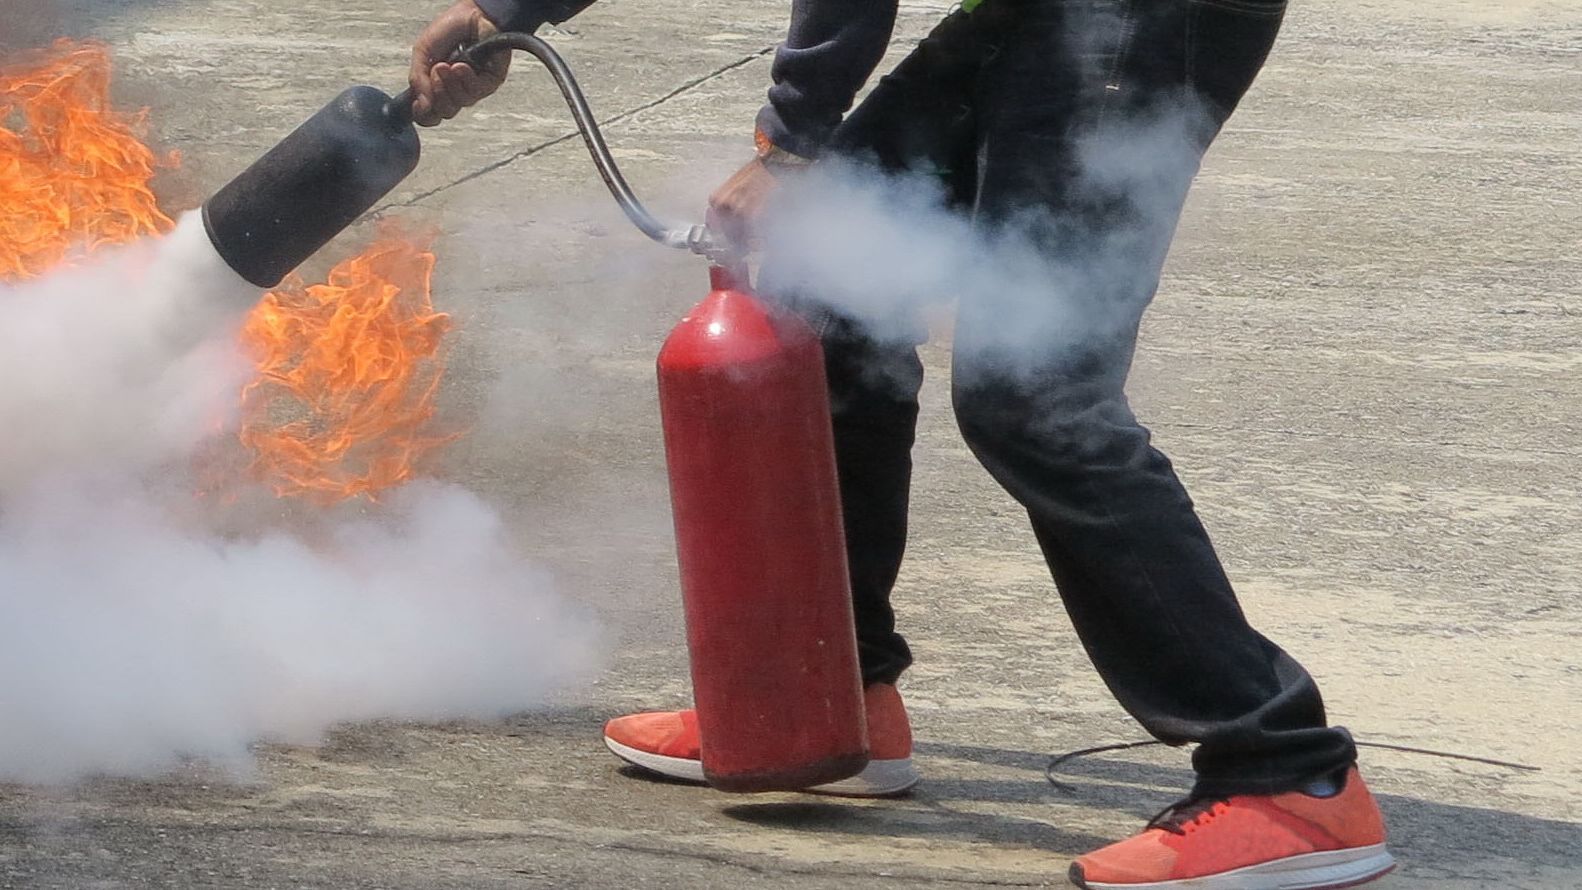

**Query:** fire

left=241, top=234, right=456, bottom=502
left=0, top=40, right=174, bottom=278
left=2, top=40, right=456, bottom=501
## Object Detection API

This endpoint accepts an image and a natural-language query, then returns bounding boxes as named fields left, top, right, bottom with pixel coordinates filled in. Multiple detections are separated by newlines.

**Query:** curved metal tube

left=391, top=33, right=734, bottom=262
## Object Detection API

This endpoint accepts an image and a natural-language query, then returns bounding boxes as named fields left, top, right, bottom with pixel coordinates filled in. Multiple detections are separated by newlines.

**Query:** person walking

left=410, top=1, right=1394, bottom=887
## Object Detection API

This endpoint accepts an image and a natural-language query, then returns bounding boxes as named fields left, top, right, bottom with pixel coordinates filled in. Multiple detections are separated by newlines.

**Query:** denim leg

left=953, top=0, right=1355, bottom=793
left=821, top=319, right=925, bottom=685
left=759, top=9, right=989, bottom=683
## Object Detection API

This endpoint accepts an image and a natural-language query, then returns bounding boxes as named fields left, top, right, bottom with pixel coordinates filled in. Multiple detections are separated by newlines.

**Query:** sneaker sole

left=808, top=757, right=920, bottom=797
left=603, top=736, right=919, bottom=798
left=603, top=736, right=706, bottom=783
left=1071, top=843, right=1394, bottom=890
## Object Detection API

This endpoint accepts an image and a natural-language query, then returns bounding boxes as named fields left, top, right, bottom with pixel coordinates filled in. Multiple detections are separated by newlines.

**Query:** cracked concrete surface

left=2, top=0, right=1580, bottom=887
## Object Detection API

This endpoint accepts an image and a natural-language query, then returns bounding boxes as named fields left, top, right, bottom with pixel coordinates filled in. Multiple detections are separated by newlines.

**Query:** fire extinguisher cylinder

left=657, top=267, right=869, bottom=793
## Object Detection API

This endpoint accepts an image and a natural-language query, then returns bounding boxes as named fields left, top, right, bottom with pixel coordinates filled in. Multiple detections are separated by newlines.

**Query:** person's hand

left=706, top=157, right=782, bottom=251
left=410, top=1, right=510, bottom=127
left=708, top=131, right=815, bottom=249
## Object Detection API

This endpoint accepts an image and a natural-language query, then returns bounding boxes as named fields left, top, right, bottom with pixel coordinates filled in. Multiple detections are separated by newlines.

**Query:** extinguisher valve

left=678, top=224, right=742, bottom=267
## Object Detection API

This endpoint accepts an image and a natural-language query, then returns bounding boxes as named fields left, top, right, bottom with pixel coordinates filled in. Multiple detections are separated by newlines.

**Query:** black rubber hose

left=391, top=33, right=725, bottom=257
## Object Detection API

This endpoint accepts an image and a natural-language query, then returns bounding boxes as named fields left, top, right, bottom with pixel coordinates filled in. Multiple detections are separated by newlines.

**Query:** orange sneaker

left=1069, top=767, right=1393, bottom=890
left=602, top=682, right=920, bottom=797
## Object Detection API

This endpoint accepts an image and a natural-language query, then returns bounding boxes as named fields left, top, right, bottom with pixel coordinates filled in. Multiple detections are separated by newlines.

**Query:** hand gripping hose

left=390, top=32, right=739, bottom=265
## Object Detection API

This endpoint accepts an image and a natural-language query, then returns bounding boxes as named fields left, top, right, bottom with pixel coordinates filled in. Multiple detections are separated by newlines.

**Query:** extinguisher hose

left=390, top=33, right=737, bottom=264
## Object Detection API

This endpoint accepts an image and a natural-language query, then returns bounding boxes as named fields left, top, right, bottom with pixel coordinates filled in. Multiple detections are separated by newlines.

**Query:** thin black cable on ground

left=1044, top=739, right=1540, bottom=793
left=1352, top=741, right=1541, bottom=772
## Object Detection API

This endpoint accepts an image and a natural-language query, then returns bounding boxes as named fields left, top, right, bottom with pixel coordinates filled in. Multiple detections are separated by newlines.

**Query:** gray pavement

left=3, top=0, right=1580, bottom=887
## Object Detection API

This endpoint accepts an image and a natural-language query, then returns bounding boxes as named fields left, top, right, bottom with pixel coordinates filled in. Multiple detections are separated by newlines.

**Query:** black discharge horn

left=202, top=85, right=421, bottom=289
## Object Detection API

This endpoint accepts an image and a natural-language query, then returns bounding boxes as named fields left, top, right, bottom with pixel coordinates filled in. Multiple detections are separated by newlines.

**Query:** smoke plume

left=756, top=96, right=1211, bottom=379
left=0, top=214, right=599, bottom=784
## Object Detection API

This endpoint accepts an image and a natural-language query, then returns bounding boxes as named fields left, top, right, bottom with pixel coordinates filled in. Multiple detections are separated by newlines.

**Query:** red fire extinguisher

left=656, top=264, right=869, bottom=793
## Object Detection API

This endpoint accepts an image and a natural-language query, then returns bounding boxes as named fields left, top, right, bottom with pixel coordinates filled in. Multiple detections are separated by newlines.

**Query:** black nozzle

left=202, top=85, right=421, bottom=289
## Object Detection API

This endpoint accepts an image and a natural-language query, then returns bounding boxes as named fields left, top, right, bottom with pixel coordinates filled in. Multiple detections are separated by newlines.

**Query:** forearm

left=758, top=0, right=898, bottom=157
left=473, top=0, right=599, bottom=32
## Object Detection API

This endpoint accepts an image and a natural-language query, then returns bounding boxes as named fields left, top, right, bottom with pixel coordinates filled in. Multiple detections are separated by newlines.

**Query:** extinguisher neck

left=708, top=262, right=751, bottom=293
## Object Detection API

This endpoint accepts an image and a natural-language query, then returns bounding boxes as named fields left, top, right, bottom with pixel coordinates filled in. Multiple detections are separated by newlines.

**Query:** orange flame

left=0, top=39, right=174, bottom=278
left=241, top=234, right=457, bottom=502
left=2, top=40, right=457, bottom=502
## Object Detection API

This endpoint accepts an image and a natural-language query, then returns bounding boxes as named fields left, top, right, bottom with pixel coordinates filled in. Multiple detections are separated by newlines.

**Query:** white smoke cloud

left=0, top=213, right=255, bottom=490
left=756, top=94, right=1213, bottom=382
left=0, top=213, right=600, bottom=784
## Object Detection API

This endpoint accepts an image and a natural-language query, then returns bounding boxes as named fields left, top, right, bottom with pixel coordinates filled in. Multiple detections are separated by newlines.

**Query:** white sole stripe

left=603, top=736, right=706, bottom=783
left=1079, top=844, right=1395, bottom=890
left=602, top=736, right=919, bottom=797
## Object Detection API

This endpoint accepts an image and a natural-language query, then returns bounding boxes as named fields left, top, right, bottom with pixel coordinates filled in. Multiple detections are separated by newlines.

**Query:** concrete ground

left=3, top=0, right=1579, bottom=887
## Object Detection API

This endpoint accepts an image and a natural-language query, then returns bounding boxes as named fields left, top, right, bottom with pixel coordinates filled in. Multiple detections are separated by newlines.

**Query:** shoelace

left=1144, top=796, right=1230, bottom=835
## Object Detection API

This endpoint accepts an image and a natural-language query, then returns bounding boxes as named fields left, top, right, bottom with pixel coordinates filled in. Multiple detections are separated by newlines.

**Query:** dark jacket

left=474, top=0, right=897, bottom=156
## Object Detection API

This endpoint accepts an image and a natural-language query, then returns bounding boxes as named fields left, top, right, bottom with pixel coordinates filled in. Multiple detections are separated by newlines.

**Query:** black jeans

left=765, top=0, right=1357, bottom=797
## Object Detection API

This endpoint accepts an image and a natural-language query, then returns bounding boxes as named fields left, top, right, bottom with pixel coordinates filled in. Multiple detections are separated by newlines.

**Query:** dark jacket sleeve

left=756, top=0, right=898, bottom=157
left=474, top=0, right=598, bottom=32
